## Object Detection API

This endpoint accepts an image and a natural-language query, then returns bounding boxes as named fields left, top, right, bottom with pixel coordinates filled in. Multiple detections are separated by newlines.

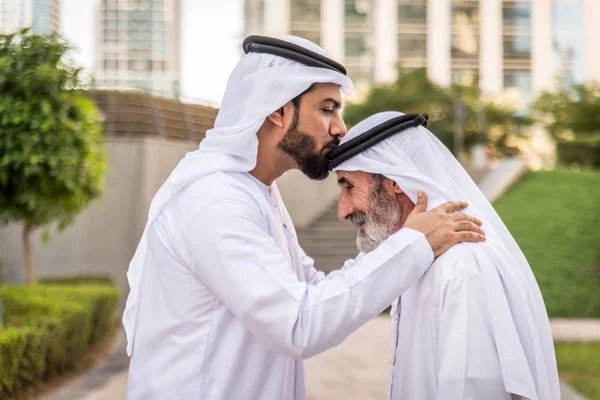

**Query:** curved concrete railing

left=478, top=157, right=529, bottom=203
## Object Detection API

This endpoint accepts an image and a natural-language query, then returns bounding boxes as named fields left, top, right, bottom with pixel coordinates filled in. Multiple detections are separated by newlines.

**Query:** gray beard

left=351, top=190, right=402, bottom=254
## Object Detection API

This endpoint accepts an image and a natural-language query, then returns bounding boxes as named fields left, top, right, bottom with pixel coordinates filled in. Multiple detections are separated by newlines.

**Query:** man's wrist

left=400, top=227, right=434, bottom=266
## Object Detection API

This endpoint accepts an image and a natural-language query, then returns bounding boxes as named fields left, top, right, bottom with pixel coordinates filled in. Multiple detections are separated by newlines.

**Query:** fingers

left=453, top=221, right=485, bottom=235
left=412, top=191, right=427, bottom=213
left=451, top=212, right=483, bottom=227
left=434, top=231, right=485, bottom=256
left=458, top=231, right=486, bottom=243
left=438, top=200, right=469, bottom=214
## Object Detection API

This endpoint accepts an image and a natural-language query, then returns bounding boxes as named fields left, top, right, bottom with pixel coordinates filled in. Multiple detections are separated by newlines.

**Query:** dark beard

left=277, top=112, right=337, bottom=181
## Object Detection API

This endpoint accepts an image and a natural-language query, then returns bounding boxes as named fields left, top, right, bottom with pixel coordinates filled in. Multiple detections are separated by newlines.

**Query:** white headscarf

left=123, top=36, right=353, bottom=356
left=333, top=112, right=559, bottom=400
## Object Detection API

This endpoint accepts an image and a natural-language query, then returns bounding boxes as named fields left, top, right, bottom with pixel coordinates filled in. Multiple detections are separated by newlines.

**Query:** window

left=104, top=59, right=118, bottom=70
left=152, top=60, right=166, bottom=71
left=398, top=34, right=426, bottom=57
left=552, top=0, right=585, bottom=87
left=345, top=0, right=371, bottom=23
left=451, top=1, right=479, bottom=58
left=345, top=35, right=369, bottom=57
left=291, top=0, right=320, bottom=22
left=346, top=64, right=375, bottom=84
left=452, top=34, right=478, bottom=57
left=503, top=70, right=531, bottom=91
left=504, top=69, right=532, bottom=111
left=129, top=59, right=152, bottom=71
left=502, top=2, right=531, bottom=28
left=290, top=30, right=321, bottom=46
left=503, top=35, right=531, bottom=58
left=105, top=20, right=118, bottom=29
left=398, top=0, right=426, bottom=24
left=451, top=68, right=478, bottom=85
left=103, top=29, right=118, bottom=41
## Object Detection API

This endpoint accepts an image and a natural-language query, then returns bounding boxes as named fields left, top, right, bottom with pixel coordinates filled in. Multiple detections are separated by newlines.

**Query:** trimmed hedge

left=0, top=282, right=119, bottom=398
left=38, top=274, right=116, bottom=286
left=557, top=139, right=600, bottom=168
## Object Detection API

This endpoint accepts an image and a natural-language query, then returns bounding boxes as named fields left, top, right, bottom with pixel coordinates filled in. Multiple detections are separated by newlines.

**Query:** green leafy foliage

left=343, top=68, right=532, bottom=157
left=0, top=281, right=118, bottom=398
left=556, top=138, right=600, bottom=168
left=0, top=29, right=106, bottom=237
left=531, top=82, right=600, bottom=140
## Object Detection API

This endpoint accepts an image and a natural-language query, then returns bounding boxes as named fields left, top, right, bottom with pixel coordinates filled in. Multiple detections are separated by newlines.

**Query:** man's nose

left=330, top=112, right=347, bottom=139
left=338, top=195, right=354, bottom=221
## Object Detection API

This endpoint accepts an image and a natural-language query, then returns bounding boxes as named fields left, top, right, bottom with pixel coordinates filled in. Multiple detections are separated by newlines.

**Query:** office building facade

left=245, top=0, right=600, bottom=108
left=0, top=0, right=60, bottom=35
left=94, top=0, right=181, bottom=96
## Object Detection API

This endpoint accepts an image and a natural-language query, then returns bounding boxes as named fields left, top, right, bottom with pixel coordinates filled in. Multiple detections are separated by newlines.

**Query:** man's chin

left=356, top=234, right=377, bottom=254
left=296, top=154, right=331, bottom=181
left=300, top=166, right=330, bottom=181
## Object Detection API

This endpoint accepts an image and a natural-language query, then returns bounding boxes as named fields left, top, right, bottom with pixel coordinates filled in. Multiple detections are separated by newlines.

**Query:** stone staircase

left=297, top=168, right=490, bottom=273
left=296, top=204, right=359, bottom=272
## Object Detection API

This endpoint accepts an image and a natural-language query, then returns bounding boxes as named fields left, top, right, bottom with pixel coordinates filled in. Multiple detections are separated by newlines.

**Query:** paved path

left=550, top=319, right=600, bottom=341
left=41, top=331, right=129, bottom=400
left=41, top=317, right=598, bottom=400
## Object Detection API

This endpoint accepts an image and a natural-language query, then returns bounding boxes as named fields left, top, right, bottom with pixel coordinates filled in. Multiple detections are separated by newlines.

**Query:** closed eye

left=337, top=177, right=353, bottom=189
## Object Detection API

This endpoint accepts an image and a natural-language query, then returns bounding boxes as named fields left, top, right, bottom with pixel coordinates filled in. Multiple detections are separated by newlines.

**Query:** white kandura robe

left=335, top=111, right=559, bottom=400
left=126, top=171, right=433, bottom=400
left=388, top=243, right=521, bottom=400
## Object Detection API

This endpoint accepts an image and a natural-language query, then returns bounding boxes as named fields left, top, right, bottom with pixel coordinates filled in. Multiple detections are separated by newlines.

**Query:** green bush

left=0, top=282, right=119, bottom=398
left=39, top=274, right=116, bottom=286
left=0, top=328, right=27, bottom=395
left=556, top=139, right=600, bottom=168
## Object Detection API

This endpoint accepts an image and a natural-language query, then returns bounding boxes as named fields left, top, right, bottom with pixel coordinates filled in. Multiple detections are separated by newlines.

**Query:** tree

left=0, top=29, right=107, bottom=284
left=531, top=82, right=600, bottom=140
left=343, top=68, right=532, bottom=158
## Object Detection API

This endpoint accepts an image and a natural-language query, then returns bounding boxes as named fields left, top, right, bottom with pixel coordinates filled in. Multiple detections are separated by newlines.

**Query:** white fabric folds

left=332, top=112, right=560, bottom=400
left=123, top=36, right=353, bottom=356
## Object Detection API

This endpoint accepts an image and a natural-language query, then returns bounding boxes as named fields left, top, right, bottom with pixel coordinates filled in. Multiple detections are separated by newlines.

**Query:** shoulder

left=167, top=172, right=268, bottom=229
left=179, top=172, right=262, bottom=207
left=429, top=243, right=485, bottom=283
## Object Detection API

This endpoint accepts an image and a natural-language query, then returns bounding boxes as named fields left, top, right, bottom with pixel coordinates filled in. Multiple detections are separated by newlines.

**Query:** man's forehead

left=308, top=83, right=342, bottom=101
left=336, top=170, right=371, bottom=183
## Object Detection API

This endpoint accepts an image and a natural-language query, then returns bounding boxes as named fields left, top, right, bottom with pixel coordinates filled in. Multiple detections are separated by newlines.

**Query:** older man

left=123, top=37, right=485, bottom=399
left=331, top=112, right=559, bottom=400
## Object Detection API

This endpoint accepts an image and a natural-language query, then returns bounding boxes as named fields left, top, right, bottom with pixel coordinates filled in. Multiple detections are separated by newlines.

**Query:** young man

left=123, top=36, right=485, bottom=399
left=333, top=112, right=559, bottom=400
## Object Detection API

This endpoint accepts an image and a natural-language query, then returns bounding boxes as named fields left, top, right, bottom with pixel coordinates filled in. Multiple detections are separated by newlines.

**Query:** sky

left=60, top=0, right=244, bottom=104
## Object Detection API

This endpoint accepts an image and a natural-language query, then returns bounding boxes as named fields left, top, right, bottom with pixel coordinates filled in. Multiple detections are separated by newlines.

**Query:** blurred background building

left=0, top=0, right=61, bottom=34
left=245, top=0, right=600, bottom=111
left=93, top=0, right=181, bottom=96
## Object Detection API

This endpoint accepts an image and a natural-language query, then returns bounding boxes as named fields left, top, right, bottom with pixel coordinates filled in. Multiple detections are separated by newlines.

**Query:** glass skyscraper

left=94, top=0, right=181, bottom=97
left=0, top=0, right=60, bottom=35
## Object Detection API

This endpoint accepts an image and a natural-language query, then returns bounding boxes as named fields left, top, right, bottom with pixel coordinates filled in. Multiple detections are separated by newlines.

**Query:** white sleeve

left=296, top=245, right=325, bottom=285
left=184, top=198, right=434, bottom=359
left=436, top=255, right=511, bottom=400
left=297, top=245, right=363, bottom=285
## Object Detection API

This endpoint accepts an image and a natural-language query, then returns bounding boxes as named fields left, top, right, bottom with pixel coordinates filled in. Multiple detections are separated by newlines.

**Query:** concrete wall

left=0, top=137, right=338, bottom=306
left=276, top=170, right=341, bottom=229
left=0, top=138, right=197, bottom=305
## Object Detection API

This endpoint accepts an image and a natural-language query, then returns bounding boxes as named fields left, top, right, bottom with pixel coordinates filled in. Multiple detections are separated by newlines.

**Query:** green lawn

left=493, top=169, right=600, bottom=318
left=555, top=342, right=600, bottom=399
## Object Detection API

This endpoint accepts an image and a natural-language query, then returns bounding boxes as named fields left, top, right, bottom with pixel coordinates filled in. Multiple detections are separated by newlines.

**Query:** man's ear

left=384, top=177, right=403, bottom=195
left=267, top=104, right=288, bottom=129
